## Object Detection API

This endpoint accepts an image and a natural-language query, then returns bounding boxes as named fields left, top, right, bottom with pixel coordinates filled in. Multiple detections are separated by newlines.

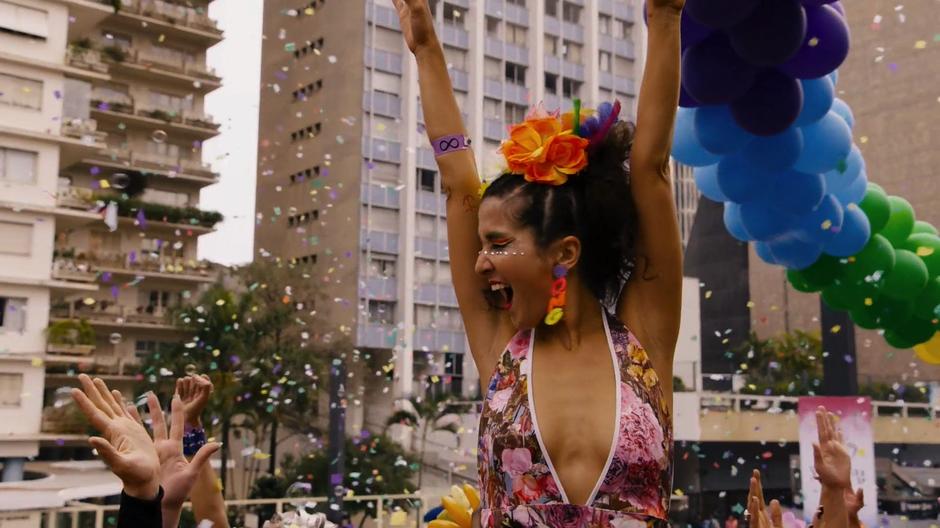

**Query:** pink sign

left=797, top=396, right=878, bottom=527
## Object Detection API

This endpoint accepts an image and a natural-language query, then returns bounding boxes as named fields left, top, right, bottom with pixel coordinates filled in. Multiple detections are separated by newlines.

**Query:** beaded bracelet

left=183, top=426, right=207, bottom=457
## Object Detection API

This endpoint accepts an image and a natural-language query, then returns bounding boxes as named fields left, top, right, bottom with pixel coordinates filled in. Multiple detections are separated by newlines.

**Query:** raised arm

left=617, top=0, right=685, bottom=377
left=392, top=0, right=505, bottom=372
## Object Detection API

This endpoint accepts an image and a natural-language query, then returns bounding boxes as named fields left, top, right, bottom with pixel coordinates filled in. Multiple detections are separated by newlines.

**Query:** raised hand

left=647, top=0, right=685, bottom=14
left=746, top=469, right=784, bottom=528
left=391, top=0, right=438, bottom=55
left=844, top=487, right=864, bottom=528
left=71, top=374, right=160, bottom=500
left=176, top=374, right=213, bottom=428
left=150, top=393, right=219, bottom=507
left=813, top=407, right=852, bottom=490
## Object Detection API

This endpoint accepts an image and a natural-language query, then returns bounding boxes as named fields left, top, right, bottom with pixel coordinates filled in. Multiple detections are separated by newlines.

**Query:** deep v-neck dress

left=477, top=309, right=673, bottom=528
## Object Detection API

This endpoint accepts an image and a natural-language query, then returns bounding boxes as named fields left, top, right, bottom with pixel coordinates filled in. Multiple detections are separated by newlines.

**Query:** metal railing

left=118, top=0, right=222, bottom=35
left=31, top=493, right=426, bottom=528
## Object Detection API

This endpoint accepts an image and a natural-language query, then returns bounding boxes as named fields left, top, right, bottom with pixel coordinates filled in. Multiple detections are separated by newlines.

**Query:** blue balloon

left=742, top=128, right=804, bottom=170
left=767, top=234, right=825, bottom=270
left=730, top=69, right=804, bottom=136
left=823, top=145, right=864, bottom=193
left=829, top=69, right=839, bottom=86
left=794, top=76, right=835, bottom=126
left=755, top=241, right=781, bottom=265
left=770, top=170, right=825, bottom=214
left=740, top=199, right=797, bottom=240
left=824, top=204, right=872, bottom=257
left=833, top=168, right=869, bottom=205
left=723, top=201, right=753, bottom=242
left=682, top=34, right=758, bottom=105
left=672, top=107, right=721, bottom=166
left=716, top=151, right=774, bottom=202
left=830, top=97, right=855, bottom=128
left=793, top=110, right=853, bottom=174
left=694, top=105, right=753, bottom=155
left=694, top=164, right=728, bottom=202
left=795, top=194, right=845, bottom=244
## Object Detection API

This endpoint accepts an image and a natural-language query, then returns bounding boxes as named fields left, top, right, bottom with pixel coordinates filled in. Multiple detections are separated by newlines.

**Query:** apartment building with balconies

left=0, top=0, right=223, bottom=490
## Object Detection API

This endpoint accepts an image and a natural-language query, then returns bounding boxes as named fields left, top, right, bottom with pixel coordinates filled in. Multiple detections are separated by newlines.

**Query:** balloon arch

left=661, top=0, right=940, bottom=363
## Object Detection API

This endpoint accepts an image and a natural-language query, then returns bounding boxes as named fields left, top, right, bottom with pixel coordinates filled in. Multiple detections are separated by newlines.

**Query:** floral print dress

left=477, top=309, right=673, bottom=528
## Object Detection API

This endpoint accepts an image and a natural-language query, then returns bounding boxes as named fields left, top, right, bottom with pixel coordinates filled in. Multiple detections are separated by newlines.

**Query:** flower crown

left=494, top=99, right=622, bottom=187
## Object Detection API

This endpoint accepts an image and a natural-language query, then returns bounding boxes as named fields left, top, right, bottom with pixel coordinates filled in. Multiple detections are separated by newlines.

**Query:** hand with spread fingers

left=70, top=374, right=161, bottom=500
left=813, top=407, right=852, bottom=490
left=390, top=0, right=437, bottom=55
left=745, top=469, right=784, bottom=528
left=176, top=374, right=213, bottom=428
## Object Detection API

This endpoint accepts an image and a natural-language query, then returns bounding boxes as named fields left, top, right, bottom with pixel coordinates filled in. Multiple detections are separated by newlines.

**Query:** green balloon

left=850, top=304, right=881, bottom=329
left=884, top=329, right=916, bottom=349
left=843, top=234, right=895, bottom=283
left=881, top=196, right=915, bottom=246
left=912, top=221, right=938, bottom=236
left=822, top=285, right=853, bottom=311
left=867, top=182, right=884, bottom=193
left=875, top=296, right=915, bottom=329
left=799, top=254, right=845, bottom=290
left=913, top=276, right=940, bottom=320
left=859, top=186, right=891, bottom=234
left=882, top=249, right=929, bottom=300
left=894, top=317, right=938, bottom=346
left=787, top=269, right=817, bottom=293
left=902, top=233, right=940, bottom=277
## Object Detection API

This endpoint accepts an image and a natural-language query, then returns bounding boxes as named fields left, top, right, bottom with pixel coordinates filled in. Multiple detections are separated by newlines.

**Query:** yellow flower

left=628, top=364, right=645, bottom=381
left=627, top=343, right=649, bottom=365
left=643, top=368, right=659, bottom=389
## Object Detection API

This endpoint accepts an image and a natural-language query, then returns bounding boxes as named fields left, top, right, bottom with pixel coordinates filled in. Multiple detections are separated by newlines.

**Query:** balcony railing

left=52, top=300, right=177, bottom=328
left=55, top=188, right=224, bottom=228
left=101, top=46, right=221, bottom=83
left=53, top=253, right=221, bottom=282
left=66, top=47, right=109, bottom=73
left=61, top=118, right=107, bottom=143
left=118, top=0, right=223, bottom=36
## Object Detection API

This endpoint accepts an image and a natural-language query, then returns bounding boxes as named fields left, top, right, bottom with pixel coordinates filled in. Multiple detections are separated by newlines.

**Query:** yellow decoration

left=913, top=332, right=940, bottom=364
left=389, top=511, right=408, bottom=526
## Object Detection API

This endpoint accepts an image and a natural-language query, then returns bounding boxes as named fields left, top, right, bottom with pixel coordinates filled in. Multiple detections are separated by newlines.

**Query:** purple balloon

left=802, top=0, right=838, bottom=6
left=829, top=1, right=844, bottom=15
left=681, top=10, right=714, bottom=50
left=682, top=34, right=758, bottom=105
left=730, top=69, right=804, bottom=136
left=686, top=0, right=761, bottom=29
left=728, top=0, right=807, bottom=66
left=778, top=5, right=850, bottom=79
left=679, top=85, right=702, bottom=108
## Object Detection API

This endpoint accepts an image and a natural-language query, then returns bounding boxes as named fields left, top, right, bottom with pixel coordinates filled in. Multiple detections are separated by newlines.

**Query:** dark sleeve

left=118, top=486, right=164, bottom=528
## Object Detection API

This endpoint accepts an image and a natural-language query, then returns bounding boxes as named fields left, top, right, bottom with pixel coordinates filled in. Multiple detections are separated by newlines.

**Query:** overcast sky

left=197, top=0, right=264, bottom=265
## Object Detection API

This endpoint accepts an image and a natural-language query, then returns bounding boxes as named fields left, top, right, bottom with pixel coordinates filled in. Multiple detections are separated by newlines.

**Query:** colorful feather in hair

left=587, top=100, right=621, bottom=147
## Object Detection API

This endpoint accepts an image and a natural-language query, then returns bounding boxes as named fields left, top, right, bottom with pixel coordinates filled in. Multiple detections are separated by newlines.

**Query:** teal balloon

left=913, top=276, right=940, bottom=320
left=912, top=221, right=939, bottom=236
left=858, top=185, right=891, bottom=234
left=842, top=233, right=895, bottom=283
left=694, top=104, right=754, bottom=155
left=902, top=234, right=940, bottom=277
left=881, top=196, right=915, bottom=246
left=882, top=249, right=929, bottom=300
left=672, top=107, right=722, bottom=166
left=793, top=110, right=852, bottom=174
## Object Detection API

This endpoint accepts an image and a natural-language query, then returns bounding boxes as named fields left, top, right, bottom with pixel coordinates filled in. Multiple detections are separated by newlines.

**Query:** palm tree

left=384, top=392, right=462, bottom=489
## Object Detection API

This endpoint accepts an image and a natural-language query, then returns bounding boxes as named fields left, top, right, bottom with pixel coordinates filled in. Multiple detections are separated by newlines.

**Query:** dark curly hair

left=481, top=120, right=639, bottom=306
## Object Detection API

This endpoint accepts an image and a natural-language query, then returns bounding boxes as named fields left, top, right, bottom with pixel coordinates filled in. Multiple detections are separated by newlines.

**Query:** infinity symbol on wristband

left=438, top=138, right=462, bottom=151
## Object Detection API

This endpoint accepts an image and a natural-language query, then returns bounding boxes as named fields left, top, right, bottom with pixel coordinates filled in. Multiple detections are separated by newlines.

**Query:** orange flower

left=499, top=117, right=589, bottom=185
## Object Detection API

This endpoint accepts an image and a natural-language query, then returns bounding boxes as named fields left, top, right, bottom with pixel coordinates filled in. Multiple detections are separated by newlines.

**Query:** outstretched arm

left=618, top=0, right=684, bottom=381
left=392, top=0, right=503, bottom=371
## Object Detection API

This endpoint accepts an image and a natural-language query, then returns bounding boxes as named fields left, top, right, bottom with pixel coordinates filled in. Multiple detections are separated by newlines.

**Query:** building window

left=288, top=209, right=319, bottom=227
left=0, top=73, right=42, bottom=110
left=101, top=30, right=132, bottom=49
left=545, top=35, right=558, bottom=55
left=417, top=168, right=436, bottom=192
left=599, top=51, right=612, bottom=73
left=505, top=23, right=526, bottom=46
left=562, top=78, right=582, bottom=98
left=505, top=62, right=525, bottom=85
left=442, top=3, right=467, bottom=27
left=148, top=90, right=193, bottom=113
left=485, top=16, right=500, bottom=37
left=292, top=79, right=323, bottom=101
left=290, top=165, right=320, bottom=184
left=366, top=255, right=396, bottom=278
left=505, top=103, right=527, bottom=124
left=0, top=147, right=37, bottom=184
left=296, top=253, right=318, bottom=265
left=0, top=1, right=48, bottom=40
left=293, top=37, right=324, bottom=59
left=290, top=122, right=321, bottom=142
left=0, top=373, right=24, bottom=408
left=563, top=40, right=582, bottom=62
left=599, top=15, right=611, bottom=35
left=0, top=297, right=27, bottom=333
left=614, top=19, right=632, bottom=40
left=364, top=206, right=398, bottom=232
left=0, top=221, right=32, bottom=256
left=545, top=0, right=557, bottom=17
left=368, top=300, right=395, bottom=324
left=506, top=0, right=525, bottom=5
left=544, top=73, right=558, bottom=94
left=562, top=2, right=581, bottom=23
left=444, top=352, right=463, bottom=397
